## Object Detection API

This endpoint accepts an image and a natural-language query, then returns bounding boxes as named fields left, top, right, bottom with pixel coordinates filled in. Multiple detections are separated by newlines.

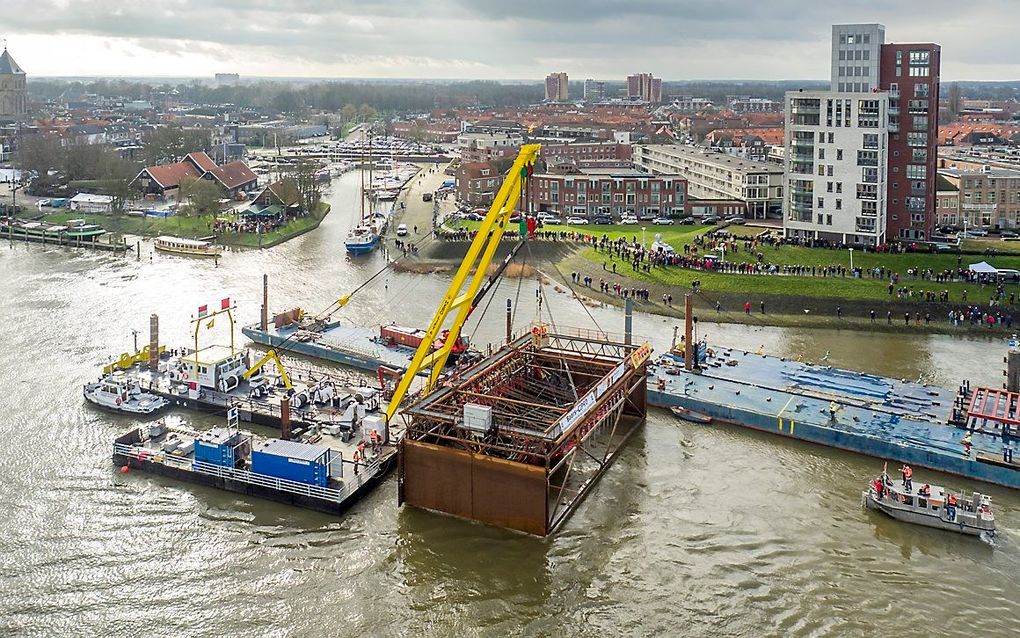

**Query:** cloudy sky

left=3, top=0, right=1018, bottom=81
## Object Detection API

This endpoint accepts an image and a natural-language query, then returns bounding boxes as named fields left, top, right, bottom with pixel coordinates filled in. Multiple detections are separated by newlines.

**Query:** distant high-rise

left=626, top=73, right=662, bottom=104
left=830, top=24, right=884, bottom=93
left=583, top=79, right=606, bottom=102
left=545, top=72, right=569, bottom=102
left=0, top=45, right=27, bottom=122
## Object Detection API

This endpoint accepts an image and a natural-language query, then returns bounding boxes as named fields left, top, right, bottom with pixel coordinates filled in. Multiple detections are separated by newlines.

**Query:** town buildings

left=133, top=151, right=258, bottom=199
left=0, top=46, right=27, bottom=122
left=545, top=73, right=569, bottom=102
left=456, top=161, right=503, bottom=206
left=583, top=79, right=606, bottom=102
left=783, top=23, right=941, bottom=245
left=633, top=144, right=784, bottom=219
left=627, top=73, right=662, bottom=104
left=526, top=166, right=687, bottom=219
left=939, top=166, right=1020, bottom=229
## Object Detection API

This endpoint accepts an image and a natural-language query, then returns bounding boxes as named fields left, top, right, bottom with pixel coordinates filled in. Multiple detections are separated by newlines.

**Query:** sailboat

left=345, top=145, right=380, bottom=256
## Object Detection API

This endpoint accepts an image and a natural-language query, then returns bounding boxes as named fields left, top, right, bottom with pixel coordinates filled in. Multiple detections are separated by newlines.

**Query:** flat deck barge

left=648, top=347, right=1020, bottom=490
left=242, top=320, right=416, bottom=374
left=113, top=418, right=397, bottom=515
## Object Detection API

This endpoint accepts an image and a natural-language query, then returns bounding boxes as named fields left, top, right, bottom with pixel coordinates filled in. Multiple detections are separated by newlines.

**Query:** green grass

left=42, top=202, right=330, bottom=248
left=578, top=248, right=1009, bottom=303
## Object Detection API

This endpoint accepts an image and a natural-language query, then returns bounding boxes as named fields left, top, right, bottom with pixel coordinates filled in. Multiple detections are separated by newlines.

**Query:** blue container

left=194, top=427, right=240, bottom=467
left=251, top=439, right=330, bottom=487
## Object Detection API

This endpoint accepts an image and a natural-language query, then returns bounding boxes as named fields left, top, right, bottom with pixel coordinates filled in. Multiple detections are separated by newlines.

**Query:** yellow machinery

left=242, top=349, right=293, bottom=391
left=384, top=143, right=541, bottom=424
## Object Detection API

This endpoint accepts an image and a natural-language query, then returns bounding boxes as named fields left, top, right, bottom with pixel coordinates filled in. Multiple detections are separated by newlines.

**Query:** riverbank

left=40, top=202, right=331, bottom=249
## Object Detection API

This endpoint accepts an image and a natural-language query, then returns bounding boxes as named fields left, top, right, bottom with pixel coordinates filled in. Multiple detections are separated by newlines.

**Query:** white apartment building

left=784, top=91, right=889, bottom=245
left=633, top=144, right=784, bottom=218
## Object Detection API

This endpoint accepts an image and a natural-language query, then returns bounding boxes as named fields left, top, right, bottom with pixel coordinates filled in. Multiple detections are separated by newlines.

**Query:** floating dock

left=648, top=347, right=1020, bottom=490
left=398, top=327, right=651, bottom=536
left=113, top=417, right=396, bottom=515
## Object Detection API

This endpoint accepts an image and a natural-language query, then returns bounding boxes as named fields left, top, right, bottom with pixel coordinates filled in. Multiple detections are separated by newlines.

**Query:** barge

left=113, top=416, right=397, bottom=515
left=648, top=345, right=1020, bottom=490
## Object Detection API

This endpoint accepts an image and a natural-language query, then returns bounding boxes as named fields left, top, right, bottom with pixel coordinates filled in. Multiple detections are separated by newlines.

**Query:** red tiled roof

left=141, top=162, right=201, bottom=189
left=185, top=151, right=218, bottom=172
left=209, top=160, right=258, bottom=190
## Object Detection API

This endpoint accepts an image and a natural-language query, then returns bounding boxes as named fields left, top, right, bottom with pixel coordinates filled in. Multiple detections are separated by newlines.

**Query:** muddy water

left=1, top=171, right=1017, bottom=637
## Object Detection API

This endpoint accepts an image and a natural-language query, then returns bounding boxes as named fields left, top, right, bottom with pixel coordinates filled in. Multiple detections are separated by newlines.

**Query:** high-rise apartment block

left=583, top=79, right=606, bottom=102
left=627, top=73, right=662, bottom=104
left=784, top=24, right=941, bottom=245
left=545, top=72, right=569, bottom=102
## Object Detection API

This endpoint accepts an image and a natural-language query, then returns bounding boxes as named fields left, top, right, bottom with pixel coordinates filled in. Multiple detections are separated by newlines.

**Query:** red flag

left=197, top=304, right=208, bottom=318
left=221, top=297, right=230, bottom=309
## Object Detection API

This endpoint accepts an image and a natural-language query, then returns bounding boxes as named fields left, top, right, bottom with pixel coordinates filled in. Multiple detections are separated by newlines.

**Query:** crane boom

left=384, top=143, right=540, bottom=424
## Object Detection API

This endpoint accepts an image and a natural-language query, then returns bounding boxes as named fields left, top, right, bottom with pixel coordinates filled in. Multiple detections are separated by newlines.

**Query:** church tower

left=0, top=45, right=27, bottom=122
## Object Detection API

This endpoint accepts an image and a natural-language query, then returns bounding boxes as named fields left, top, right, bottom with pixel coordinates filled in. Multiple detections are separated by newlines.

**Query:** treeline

left=28, top=78, right=546, bottom=113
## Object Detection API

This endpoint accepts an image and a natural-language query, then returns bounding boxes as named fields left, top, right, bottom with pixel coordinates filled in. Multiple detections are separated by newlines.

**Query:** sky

left=2, top=0, right=1018, bottom=82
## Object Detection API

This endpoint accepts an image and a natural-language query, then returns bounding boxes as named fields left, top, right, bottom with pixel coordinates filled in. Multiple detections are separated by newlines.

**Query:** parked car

left=678, top=217, right=695, bottom=225
left=593, top=215, right=613, bottom=225
left=620, top=216, right=640, bottom=225
left=396, top=224, right=408, bottom=236
left=541, top=216, right=562, bottom=225
left=466, top=212, right=484, bottom=221
left=702, top=215, right=719, bottom=224
left=422, top=192, right=433, bottom=202
left=637, top=213, right=656, bottom=221
left=652, top=217, right=673, bottom=225
left=566, top=216, right=589, bottom=225
left=1001, top=230, right=1019, bottom=239
left=966, top=229, right=989, bottom=237
left=724, top=216, right=745, bottom=224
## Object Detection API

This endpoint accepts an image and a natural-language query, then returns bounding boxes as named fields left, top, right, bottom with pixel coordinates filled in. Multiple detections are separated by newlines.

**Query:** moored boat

left=345, top=225, right=379, bottom=255
left=84, top=372, right=169, bottom=415
left=63, top=219, right=106, bottom=239
left=862, top=470, right=995, bottom=537
left=154, top=235, right=222, bottom=257
left=669, top=405, right=712, bottom=424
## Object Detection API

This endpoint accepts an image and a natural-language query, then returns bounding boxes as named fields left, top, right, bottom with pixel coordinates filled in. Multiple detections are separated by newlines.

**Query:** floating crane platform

left=398, top=327, right=651, bottom=536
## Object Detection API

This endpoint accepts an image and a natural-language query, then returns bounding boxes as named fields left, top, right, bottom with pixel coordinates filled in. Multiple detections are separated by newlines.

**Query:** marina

left=1, top=215, right=126, bottom=251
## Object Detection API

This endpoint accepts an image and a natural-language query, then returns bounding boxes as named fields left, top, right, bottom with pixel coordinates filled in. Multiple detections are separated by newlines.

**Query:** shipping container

left=251, top=439, right=330, bottom=487
left=379, top=324, right=428, bottom=349
left=194, top=427, right=242, bottom=467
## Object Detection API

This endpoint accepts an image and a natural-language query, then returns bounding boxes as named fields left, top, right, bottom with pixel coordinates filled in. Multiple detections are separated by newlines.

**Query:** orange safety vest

left=904, top=467, right=912, bottom=479
left=353, top=451, right=360, bottom=463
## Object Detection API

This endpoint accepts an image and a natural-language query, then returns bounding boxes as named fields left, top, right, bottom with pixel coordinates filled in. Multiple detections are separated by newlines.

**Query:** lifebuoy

left=115, top=397, right=123, bottom=406
left=183, top=372, right=189, bottom=380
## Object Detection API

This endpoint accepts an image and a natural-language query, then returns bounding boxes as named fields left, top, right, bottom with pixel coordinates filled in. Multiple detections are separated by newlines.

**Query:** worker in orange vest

left=901, top=464, right=913, bottom=491
left=352, top=449, right=360, bottom=475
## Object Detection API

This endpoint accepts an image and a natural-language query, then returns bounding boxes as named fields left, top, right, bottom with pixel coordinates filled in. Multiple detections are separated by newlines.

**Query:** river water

left=1, top=172, right=1018, bottom=637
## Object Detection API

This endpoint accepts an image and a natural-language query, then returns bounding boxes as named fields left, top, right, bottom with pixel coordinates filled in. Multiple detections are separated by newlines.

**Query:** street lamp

left=849, top=247, right=854, bottom=271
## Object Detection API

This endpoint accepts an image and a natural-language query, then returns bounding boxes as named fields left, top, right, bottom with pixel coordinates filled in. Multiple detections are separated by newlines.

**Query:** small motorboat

left=862, top=469, right=995, bottom=537
left=669, top=405, right=712, bottom=424
left=84, top=373, right=169, bottom=415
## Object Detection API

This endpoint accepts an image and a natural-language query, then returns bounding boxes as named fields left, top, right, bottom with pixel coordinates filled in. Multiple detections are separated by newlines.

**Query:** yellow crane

left=242, top=349, right=294, bottom=390
left=384, top=143, right=541, bottom=424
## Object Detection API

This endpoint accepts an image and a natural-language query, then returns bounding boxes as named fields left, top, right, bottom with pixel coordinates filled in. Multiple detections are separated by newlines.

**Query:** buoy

left=120, top=466, right=130, bottom=474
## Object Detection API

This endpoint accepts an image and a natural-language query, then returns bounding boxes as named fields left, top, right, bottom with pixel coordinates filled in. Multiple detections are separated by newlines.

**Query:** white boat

left=155, top=236, right=222, bottom=257
left=345, top=224, right=379, bottom=255
left=84, top=373, right=169, bottom=415
left=862, top=471, right=996, bottom=537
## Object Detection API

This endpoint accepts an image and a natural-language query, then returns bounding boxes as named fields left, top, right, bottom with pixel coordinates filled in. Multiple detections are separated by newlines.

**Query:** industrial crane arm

left=242, top=349, right=294, bottom=390
left=384, top=143, right=541, bottom=424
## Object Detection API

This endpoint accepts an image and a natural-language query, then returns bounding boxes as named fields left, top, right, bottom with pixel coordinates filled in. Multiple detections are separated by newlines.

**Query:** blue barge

left=242, top=320, right=416, bottom=374
left=648, top=346, right=1020, bottom=490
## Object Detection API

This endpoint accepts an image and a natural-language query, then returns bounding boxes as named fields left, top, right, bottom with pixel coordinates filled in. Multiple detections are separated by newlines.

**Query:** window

left=913, top=115, right=928, bottom=131
left=818, top=132, right=826, bottom=143
left=909, top=50, right=930, bottom=64
left=907, top=165, right=927, bottom=179
left=827, top=166, right=834, bottom=177
left=863, top=33, right=870, bottom=44
left=837, top=182, right=843, bottom=193
left=837, top=149, right=844, bottom=161
left=863, top=50, right=870, bottom=60
left=915, top=83, right=929, bottom=98
left=896, top=50, right=903, bottom=63
left=818, top=197, right=825, bottom=208
left=846, top=34, right=855, bottom=44
left=839, top=51, right=846, bottom=61
left=819, top=148, right=825, bottom=160
left=836, top=199, right=842, bottom=210
left=827, top=214, right=833, bottom=225
left=863, top=133, right=879, bottom=149
left=907, top=132, right=926, bottom=147
left=827, top=182, right=833, bottom=193
left=909, top=66, right=929, bottom=77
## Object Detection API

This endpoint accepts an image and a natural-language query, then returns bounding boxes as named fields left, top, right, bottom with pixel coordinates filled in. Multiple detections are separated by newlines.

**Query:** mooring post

left=624, top=297, right=633, bottom=345
left=280, top=395, right=291, bottom=440
left=136, top=241, right=141, bottom=261
left=1007, top=336, right=1020, bottom=392
left=148, top=314, right=159, bottom=369
left=505, top=298, right=512, bottom=344
left=261, top=274, right=269, bottom=331
left=684, top=294, right=694, bottom=371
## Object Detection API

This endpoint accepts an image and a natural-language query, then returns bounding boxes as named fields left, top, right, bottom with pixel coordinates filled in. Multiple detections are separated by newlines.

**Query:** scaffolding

left=398, top=327, right=650, bottom=535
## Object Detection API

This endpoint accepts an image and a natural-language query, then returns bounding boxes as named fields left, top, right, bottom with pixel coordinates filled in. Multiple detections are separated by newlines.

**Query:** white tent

left=969, top=261, right=998, bottom=274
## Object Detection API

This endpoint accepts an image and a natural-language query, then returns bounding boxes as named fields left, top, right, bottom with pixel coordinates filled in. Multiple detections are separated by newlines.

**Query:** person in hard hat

left=828, top=401, right=838, bottom=422
left=962, top=431, right=973, bottom=456
left=352, top=449, right=360, bottom=475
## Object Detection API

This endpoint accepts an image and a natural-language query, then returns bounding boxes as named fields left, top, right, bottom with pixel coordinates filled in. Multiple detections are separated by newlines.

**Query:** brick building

left=455, top=161, right=501, bottom=206
left=940, top=166, right=1020, bottom=229
left=879, top=42, right=941, bottom=241
left=526, top=166, right=687, bottom=219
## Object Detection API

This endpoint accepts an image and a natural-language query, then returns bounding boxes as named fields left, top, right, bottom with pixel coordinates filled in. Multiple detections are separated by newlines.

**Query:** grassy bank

left=42, top=202, right=330, bottom=249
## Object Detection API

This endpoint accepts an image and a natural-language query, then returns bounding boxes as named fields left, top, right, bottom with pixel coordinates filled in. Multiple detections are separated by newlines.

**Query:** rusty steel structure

left=398, top=326, right=650, bottom=536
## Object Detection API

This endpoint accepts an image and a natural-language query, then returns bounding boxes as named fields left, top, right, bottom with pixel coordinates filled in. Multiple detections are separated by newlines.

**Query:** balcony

left=888, top=106, right=900, bottom=115
left=790, top=161, right=814, bottom=175
left=856, top=224, right=878, bottom=234
left=791, top=137, right=814, bottom=147
left=888, top=121, right=900, bottom=133
left=888, top=87, right=900, bottom=98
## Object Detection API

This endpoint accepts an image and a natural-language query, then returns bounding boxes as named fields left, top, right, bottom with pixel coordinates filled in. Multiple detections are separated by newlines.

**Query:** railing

left=113, top=442, right=388, bottom=504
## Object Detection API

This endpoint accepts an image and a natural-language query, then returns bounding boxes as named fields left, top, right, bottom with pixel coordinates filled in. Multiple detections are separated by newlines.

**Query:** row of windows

left=838, top=66, right=871, bottom=78
left=838, top=49, right=871, bottom=61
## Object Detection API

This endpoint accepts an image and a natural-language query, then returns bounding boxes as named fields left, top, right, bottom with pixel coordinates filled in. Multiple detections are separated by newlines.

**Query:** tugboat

left=862, top=468, right=996, bottom=538
left=84, top=372, right=169, bottom=415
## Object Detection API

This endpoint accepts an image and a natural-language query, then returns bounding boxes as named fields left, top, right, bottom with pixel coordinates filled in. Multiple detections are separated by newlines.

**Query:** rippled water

left=2, top=172, right=1018, bottom=636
